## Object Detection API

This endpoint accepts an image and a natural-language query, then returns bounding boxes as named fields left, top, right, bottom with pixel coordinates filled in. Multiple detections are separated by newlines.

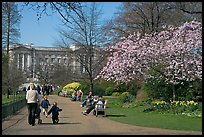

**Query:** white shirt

left=26, top=89, right=40, bottom=103
left=96, top=100, right=104, bottom=109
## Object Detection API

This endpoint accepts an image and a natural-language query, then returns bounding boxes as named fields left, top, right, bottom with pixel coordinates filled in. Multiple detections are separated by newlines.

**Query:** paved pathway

left=2, top=95, right=202, bottom=135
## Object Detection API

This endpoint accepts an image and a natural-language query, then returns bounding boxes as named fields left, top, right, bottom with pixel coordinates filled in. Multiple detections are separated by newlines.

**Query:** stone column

left=33, top=49, right=35, bottom=79
left=83, top=55, right=86, bottom=73
left=17, top=54, right=19, bottom=69
left=27, top=54, right=31, bottom=68
left=24, top=54, right=27, bottom=70
left=22, top=53, right=25, bottom=70
left=72, top=56, right=76, bottom=72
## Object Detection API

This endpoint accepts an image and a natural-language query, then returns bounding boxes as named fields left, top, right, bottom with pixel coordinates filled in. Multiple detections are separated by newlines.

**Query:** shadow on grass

left=106, top=114, right=126, bottom=117
left=41, top=122, right=81, bottom=125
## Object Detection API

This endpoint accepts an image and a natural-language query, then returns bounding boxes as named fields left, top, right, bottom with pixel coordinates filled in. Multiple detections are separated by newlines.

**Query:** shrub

left=97, top=79, right=116, bottom=92
left=105, top=87, right=114, bottom=96
left=80, top=84, right=89, bottom=92
left=112, top=92, right=121, bottom=96
left=66, top=88, right=75, bottom=95
left=143, top=78, right=172, bottom=101
left=127, top=94, right=136, bottom=103
left=127, top=83, right=138, bottom=96
left=119, top=92, right=130, bottom=103
left=63, top=82, right=81, bottom=91
left=114, top=83, right=127, bottom=93
left=132, top=100, right=150, bottom=107
left=93, top=85, right=105, bottom=96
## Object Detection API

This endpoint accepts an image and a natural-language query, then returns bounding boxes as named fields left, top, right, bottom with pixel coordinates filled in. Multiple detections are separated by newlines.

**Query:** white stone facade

left=9, top=44, right=87, bottom=82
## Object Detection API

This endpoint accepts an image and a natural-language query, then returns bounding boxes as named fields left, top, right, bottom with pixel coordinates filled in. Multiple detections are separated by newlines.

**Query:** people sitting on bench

left=82, top=96, right=105, bottom=116
left=81, top=91, right=94, bottom=107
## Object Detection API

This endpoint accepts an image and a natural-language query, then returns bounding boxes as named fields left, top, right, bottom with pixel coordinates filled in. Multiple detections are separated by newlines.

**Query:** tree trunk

left=172, top=85, right=176, bottom=101
left=6, top=2, right=11, bottom=57
left=90, top=79, right=94, bottom=93
left=7, top=88, right=10, bottom=99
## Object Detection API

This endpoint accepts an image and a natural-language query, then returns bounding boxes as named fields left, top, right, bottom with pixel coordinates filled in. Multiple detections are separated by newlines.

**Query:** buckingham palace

left=9, top=43, right=90, bottom=82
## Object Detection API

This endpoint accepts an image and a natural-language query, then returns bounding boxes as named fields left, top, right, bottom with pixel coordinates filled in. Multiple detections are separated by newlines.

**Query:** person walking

left=41, top=96, right=50, bottom=118
left=48, top=102, right=62, bottom=124
left=42, top=84, right=47, bottom=96
left=36, top=85, right=41, bottom=95
left=26, top=83, right=40, bottom=126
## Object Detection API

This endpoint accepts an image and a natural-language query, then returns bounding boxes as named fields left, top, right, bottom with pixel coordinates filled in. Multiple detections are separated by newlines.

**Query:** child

left=41, top=96, right=50, bottom=118
left=35, top=104, right=42, bottom=124
left=47, top=102, right=62, bottom=124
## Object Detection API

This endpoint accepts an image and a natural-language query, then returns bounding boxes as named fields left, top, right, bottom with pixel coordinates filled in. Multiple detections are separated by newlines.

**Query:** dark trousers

left=27, top=103, right=37, bottom=125
left=52, top=115, right=59, bottom=124
left=86, top=104, right=95, bottom=114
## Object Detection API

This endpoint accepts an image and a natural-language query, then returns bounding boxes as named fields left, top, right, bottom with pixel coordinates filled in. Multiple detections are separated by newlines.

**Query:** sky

left=18, top=2, right=122, bottom=47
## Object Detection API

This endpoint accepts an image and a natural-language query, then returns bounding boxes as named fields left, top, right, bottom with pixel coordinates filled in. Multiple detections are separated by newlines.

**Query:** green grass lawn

left=105, top=97, right=202, bottom=132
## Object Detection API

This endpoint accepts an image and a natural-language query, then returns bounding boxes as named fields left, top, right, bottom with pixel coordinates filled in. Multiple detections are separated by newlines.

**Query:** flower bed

left=143, top=100, right=202, bottom=117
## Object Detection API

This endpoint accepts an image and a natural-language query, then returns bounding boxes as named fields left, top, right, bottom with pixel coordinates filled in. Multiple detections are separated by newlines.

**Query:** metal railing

left=2, top=98, right=27, bottom=120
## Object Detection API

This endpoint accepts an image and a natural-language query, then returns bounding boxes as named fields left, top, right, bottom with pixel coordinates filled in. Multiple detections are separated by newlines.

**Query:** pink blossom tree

left=96, top=21, right=202, bottom=101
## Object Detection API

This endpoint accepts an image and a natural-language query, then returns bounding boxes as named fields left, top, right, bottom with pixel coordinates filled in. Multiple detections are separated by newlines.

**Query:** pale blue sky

left=18, top=2, right=122, bottom=47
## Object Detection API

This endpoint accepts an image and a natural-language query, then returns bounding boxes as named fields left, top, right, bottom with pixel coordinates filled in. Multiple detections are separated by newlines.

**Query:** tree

left=2, top=2, right=23, bottom=98
left=107, top=2, right=202, bottom=42
left=2, top=51, right=26, bottom=98
left=21, top=2, right=81, bottom=24
left=57, top=2, right=110, bottom=93
left=2, top=2, right=21, bottom=55
left=21, top=2, right=109, bottom=93
left=174, top=2, right=202, bottom=15
left=50, top=64, right=73, bottom=86
left=34, top=55, right=73, bottom=85
left=96, top=21, right=202, bottom=101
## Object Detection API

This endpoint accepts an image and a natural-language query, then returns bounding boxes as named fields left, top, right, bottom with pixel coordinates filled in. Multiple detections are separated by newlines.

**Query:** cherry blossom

left=96, top=21, right=202, bottom=85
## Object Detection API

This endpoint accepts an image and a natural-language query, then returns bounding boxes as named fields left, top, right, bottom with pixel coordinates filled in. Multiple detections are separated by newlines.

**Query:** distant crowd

left=23, top=83, right=54, bottom=96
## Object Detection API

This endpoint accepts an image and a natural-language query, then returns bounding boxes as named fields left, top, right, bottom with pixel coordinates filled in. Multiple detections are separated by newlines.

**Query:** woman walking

left=26, top=83, right=40, bottom=126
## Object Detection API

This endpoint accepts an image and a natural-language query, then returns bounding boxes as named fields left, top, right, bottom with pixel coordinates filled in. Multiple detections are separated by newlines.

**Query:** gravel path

left=2, top=95, right=202, bottom=135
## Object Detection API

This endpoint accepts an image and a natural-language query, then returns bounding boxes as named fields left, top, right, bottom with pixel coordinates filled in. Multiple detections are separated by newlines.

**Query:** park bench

left=93, top=100, right=108, bottom=117
left=58, top=90, right=69, bottom=97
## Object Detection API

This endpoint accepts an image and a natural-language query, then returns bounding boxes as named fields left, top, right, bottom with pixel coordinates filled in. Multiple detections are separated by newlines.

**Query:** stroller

left=35, top=106, right=42, bottom=124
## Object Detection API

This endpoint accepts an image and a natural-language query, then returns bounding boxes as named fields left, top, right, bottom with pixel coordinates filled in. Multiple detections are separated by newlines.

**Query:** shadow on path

left=106, top=114, right=126, bottom=117
left=59, top=116, right=70, bottom=118
left=41, top=122, right=81, bottom=125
